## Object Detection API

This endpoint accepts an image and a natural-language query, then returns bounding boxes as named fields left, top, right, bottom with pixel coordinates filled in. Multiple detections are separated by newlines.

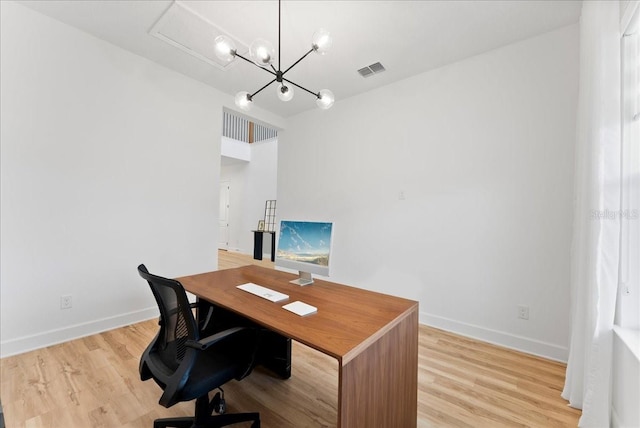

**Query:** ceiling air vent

left=150, top=2, right=248, bottom=71
left=357, top=62, right=386, bottom=78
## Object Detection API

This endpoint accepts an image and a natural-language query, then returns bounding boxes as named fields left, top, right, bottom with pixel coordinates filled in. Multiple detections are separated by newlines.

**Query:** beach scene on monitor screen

left=277, top=221, right=332, bottom=266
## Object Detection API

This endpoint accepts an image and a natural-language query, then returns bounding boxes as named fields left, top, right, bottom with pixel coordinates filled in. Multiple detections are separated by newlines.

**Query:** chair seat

left=181, top=351, right=242, bottom=402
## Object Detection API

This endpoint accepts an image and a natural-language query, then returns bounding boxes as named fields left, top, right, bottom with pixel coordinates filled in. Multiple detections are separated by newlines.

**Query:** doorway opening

left=219, top=109, right=279, bottom=257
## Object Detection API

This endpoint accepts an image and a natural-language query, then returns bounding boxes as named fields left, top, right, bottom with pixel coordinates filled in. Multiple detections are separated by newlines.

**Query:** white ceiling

left=20, top=0, right=582, bottom=118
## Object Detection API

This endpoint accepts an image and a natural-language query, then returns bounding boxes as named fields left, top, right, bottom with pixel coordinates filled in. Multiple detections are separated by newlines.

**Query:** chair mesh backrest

left=139, top=265, right=198, bottom=370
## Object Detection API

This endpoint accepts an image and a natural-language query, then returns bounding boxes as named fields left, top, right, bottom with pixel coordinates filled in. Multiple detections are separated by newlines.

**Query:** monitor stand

left=290, top=271, right=314, bottom=286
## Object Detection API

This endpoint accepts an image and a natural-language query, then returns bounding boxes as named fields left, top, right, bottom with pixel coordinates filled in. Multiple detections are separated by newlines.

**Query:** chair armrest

left=185, top=326, right=248, bottom=351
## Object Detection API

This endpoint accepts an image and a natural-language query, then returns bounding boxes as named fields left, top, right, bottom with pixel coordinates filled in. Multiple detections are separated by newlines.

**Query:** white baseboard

left=420, top=312, right=569, bottom=362
left=223, top=248, right=271, bottom=260
left=225, top=247, right=245, bottom=254
left=0, top=307, right=159, bottom=358
left=1, top=307, right=568, bottom=362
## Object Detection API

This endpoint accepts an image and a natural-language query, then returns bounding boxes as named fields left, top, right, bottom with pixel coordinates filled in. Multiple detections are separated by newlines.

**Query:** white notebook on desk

left=282, top=301, right=317, bottom=317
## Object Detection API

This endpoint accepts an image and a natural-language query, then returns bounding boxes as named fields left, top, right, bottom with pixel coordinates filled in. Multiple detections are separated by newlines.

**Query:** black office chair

left=138, top=264, right=260, bottom=428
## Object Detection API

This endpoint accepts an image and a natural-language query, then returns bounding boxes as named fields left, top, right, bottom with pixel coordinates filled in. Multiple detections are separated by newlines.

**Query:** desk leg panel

left=253, top=232, right=264, bottom=260
left=270, top=232, right=276, bottom=262
left=338, top=308, right=418, bottom=428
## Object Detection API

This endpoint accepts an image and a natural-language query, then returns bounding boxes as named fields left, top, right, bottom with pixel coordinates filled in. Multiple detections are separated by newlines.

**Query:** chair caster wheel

left=212, top=390, right=226, bottom=414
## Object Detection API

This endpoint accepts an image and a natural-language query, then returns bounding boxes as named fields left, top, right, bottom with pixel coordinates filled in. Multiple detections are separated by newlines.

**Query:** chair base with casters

left=137, top=264, right=260, bottom=428
left=151, top=394, right=260, bottom=428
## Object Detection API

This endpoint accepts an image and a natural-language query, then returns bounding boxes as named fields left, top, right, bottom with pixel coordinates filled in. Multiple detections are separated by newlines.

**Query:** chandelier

left=213, top=0, right=335, bottom=111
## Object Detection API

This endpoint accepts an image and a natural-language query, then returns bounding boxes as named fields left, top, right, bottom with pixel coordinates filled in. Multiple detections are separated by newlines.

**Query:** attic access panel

left=150, top=2, right=248, bottom=70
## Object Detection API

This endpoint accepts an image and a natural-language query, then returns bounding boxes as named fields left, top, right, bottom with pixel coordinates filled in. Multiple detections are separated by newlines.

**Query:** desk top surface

left=178, top=265, right=417, bottom=363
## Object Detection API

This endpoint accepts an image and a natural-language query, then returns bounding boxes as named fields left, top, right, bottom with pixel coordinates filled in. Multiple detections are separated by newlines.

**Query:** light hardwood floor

left=0, top=251, right=580, bottom=427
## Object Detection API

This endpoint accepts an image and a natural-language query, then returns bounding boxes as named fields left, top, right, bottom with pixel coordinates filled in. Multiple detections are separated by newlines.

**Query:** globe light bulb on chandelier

left=213, top=35, right=237, bottom=63
left=234, top=91, right=252, bottom=111
left=249, top=38, right=276, bottom=67
left=316, top=89, right=335, bottom=110
left=277, top=83, right=294, bottom=102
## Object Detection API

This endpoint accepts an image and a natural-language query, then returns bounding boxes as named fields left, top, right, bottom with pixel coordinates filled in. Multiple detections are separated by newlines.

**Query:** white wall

left=0, top=1, right=284, bottom=357
left=221, top=136, right=251, bottom=162
left=278, top=25, right=579, bottom=361
left=221, top=139, right=278, bottom=254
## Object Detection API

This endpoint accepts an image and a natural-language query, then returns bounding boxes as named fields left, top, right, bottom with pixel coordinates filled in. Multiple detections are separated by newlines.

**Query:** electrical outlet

left=517, top=305, right=529, bottom=320
left=60, top=295, right=72, bottom=310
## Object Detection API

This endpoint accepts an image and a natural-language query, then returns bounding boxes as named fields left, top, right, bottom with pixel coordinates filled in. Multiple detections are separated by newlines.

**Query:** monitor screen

left=275, top=220, right=334, bottom=285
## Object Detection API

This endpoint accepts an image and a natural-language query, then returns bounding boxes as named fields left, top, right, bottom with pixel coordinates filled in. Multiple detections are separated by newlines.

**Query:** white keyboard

left=237, top=283, right=289, bottom=303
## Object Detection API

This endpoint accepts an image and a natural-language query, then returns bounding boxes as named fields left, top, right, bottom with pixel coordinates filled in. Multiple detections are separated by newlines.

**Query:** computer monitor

left=275, top=220, right=334, bottom=286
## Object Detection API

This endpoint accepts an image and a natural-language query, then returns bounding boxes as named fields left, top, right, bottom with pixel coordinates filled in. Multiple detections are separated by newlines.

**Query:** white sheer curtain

left=562, top=1, right=621, bottom=427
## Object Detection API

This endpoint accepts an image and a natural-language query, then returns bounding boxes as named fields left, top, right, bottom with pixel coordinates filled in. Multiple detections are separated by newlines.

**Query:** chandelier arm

left=282, top=78, right=320, bottom=98
left=271, top=64, right=278, bottom=73
left=250, top=78, right=278, bottom=99
left=235, top=52, right=278, bottom=77
left=282, top=48, right=315, bottom=75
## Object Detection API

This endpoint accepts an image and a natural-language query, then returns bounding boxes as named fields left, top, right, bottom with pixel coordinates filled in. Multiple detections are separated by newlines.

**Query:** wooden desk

left=179, top=265, right=418, bottom=428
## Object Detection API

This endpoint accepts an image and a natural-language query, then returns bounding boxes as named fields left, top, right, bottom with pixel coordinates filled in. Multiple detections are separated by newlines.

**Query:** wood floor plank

left=0, top=250, right=580, bottom=427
